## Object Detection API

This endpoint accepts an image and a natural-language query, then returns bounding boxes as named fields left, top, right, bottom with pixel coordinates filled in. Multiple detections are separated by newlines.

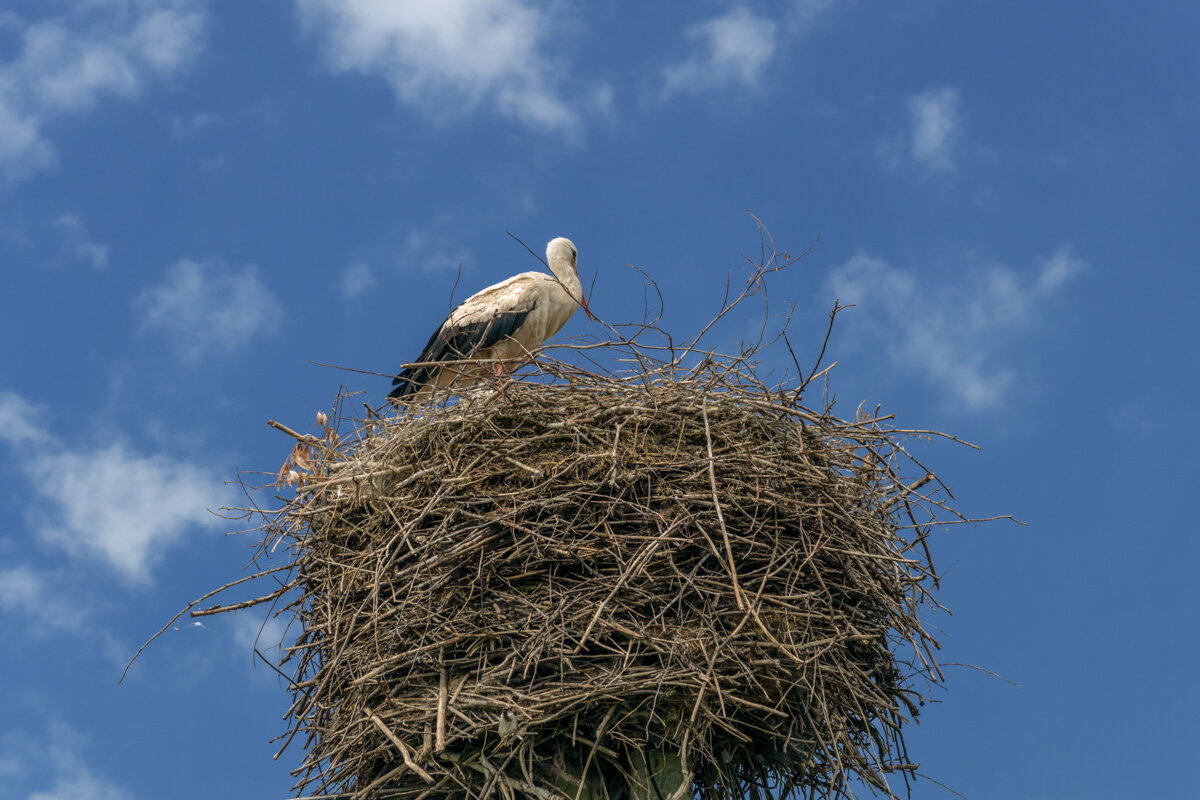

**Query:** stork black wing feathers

left=388, top=303, right=537, bottom=400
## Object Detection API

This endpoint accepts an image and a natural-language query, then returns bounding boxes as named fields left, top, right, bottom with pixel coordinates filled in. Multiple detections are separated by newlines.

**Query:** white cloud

left=1035, top=245, right=1087, bottom=294
left=233, top=611, right=288, bottom=652
left=0, top=561, right=127, bottom=661
left=0, top=1, right=205, bottom=181
left=231, top=610, right=297, bottom=687
left=29, top=444, right=227, bottom=583
left=787, top=0, right=848, bottom=32
left=1, top=723, right=135, bottom=800
left=825, top=245, right=1087, bottom=412
left=54, top=214, right=108, bottom=269
left=168, top=109, right=215, bottom=137
left=0, top=390, right=230, bottom=585
left=135, top=259, right=284, bottom=362
left=0, top=100, right=55, bottom=178
left=662, top=7, right=778, bottom=97
left=27, top=771, right=135, bottom=800
left=294, top=0, right=606, bottom=133
left=907, top=86, right=961, bottom=170
left=0, top=565, right=91, bottom=633
left=0, top=390, right=53, bottom=446
left=401, top=229, right=471, bottom=273
left=0, top=566, right=40, bottom=612
left=341, top=262, right=375, bottom=299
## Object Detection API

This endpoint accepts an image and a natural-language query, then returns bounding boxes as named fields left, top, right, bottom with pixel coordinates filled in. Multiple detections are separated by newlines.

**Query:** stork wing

left=389, top=276, right=541, bottom=400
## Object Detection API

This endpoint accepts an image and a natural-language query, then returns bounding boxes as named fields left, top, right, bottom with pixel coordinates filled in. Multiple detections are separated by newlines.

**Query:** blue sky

left=1, top=1, right=1197, bottom=798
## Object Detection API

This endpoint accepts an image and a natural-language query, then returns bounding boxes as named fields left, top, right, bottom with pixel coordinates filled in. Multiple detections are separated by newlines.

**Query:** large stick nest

left=159, top=228, right=973, bottom=800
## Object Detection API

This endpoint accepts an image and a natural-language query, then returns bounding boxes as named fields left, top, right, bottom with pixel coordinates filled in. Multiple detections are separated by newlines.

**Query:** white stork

left=389, top=237, right=592, bottom=401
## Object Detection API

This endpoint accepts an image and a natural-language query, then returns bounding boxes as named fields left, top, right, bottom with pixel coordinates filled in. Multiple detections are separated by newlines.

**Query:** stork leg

left=492, top=356, right=517, bottom=402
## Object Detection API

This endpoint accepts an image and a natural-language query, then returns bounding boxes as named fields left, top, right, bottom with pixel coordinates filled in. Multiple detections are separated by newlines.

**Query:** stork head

left=546, top=237, right=593, bottom=321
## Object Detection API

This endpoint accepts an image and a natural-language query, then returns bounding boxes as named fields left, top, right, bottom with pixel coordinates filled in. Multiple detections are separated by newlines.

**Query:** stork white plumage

left=389, top=237, right=593, bottom=402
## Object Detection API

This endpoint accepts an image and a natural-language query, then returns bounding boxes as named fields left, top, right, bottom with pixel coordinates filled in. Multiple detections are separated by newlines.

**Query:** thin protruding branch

left=268, top=419, right=322, bottom=444
left=120, top=563, right=293, bottom=683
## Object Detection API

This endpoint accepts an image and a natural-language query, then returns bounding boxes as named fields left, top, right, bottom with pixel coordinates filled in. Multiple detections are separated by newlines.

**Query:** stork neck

left=548, top=257, right=583, bottom=298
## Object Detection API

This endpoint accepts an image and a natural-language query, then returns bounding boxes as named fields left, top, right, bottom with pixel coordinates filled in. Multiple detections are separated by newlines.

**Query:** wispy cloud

left=825, top=245, right=1088, bottom=411
left=341, top=262, right=375, bottom=299
left=231, top=609, right=297, bottom=676
left=0, top=391, right=230, bottom=585
left=400, top=229, right=472, bottom=273
left=662, top=7, right=778, bottom=97
left=0, top=561, right=128, bottom=664
left=135, top=259, right=284, bottom=362
left=0, top=565, right=91, bottom=633
left=168, top=109, right=216, bottom=138
left=0, top=1, right=205, bottom=181
left=907, top=86, right=961, bottom=170
left=54, top=214, right=108, bottom=269
left=0, top=722, right=136, bottom=800
left=294, top=0, right=609, bottom=134
left=233, top=611, right=289, bottom=653
left=786, top=0, right=850, bottom=32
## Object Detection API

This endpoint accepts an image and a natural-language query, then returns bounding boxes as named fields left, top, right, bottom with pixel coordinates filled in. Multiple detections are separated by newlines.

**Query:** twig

left=368, top=712, right=435, bottom=783
left=268, top=419, right=322, bottom=443
left=795, top=301, right=849, bottom=401
left=436, top=652, right=448, bottom=753
left=191, top=582, right=296, bottom=616
left=702, top=399, right=745, bottom=610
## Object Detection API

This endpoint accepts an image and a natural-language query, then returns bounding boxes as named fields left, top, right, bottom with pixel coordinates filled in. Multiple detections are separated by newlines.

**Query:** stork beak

left=573, top=265, right=594, bottom=321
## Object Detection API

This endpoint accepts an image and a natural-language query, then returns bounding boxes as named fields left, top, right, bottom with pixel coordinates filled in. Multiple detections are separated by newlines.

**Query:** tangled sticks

left=251, top=361, right=959, bottom=800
